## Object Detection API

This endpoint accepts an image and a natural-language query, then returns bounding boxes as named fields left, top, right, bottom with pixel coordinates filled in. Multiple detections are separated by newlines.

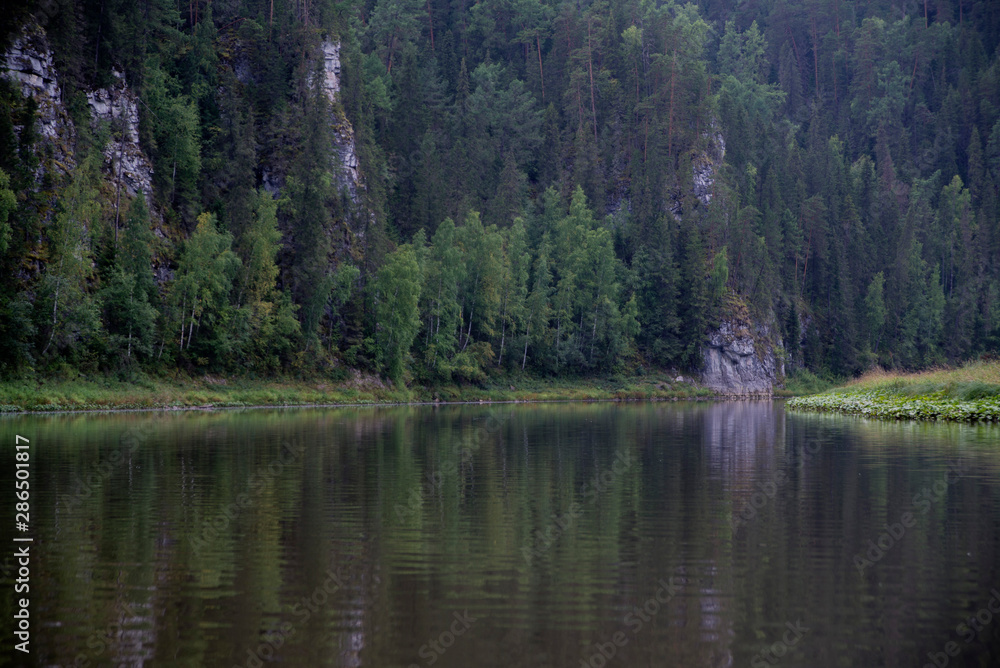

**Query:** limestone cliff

left=1, top=20, right=75, bottom=179
left=260, top=38, right=364, bottom=214
left=3, top=20, right=156, bottom=219
left=669, top=125, right=726, bottom=220
left=86, top=70, right=155, bottom=205
left=701, top=318, right=782, bottom=397
left=316, top=39, right=362, bottom=201
left=692, top=127, right=725, bottom=206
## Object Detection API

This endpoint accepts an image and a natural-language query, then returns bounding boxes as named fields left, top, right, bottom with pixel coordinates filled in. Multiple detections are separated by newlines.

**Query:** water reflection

left=0, top=402, right=998, bottom=667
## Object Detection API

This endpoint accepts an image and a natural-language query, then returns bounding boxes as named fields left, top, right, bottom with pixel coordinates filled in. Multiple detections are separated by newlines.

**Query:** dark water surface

left=2, top=402, right=999, bottom=667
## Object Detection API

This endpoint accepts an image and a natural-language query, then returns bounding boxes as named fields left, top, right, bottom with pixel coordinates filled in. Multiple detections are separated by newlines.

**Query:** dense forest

left=1, top=0, right=999, bottom=384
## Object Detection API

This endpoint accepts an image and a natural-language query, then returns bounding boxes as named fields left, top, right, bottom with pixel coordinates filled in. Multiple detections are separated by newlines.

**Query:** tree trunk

left=127, top=288, right=133, bottom=360
left=786, top=27, right=803, bottom=73
left=536, top=35, right=545, bottom=100
left=497, top=289, right=509, bottom=367
left=426, top=0, right=435, bottom=50
left=94, top=0, right=105, bottom=75
left=179, top=296, right=186, bottom=350
left=555, top=315, right=561, bottom=370
left=522, top=321, right=530, bottom=370
left=590, top=304, right=598, bottom=364
left=811, top=16, right=820, bottom=98
left=42, top=278, right=61, bottom=356
left=668, top=50, right=676, bottom=156
left=461, top=308, right=474, bottom=351
left=113, top=121, right=126, bottom=244
left=187, top=301, right=197, bottom=349
left=587, top=19, right=597, bottom=141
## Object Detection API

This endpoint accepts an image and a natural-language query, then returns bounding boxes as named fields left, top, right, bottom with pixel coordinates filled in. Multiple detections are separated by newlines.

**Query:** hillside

left=1, top=0, right=998, bottom=388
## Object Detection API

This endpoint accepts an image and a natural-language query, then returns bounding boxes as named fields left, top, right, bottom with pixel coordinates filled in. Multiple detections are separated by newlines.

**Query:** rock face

left=693, top=128, right=725, bottom=206
left=669, top=126, right=725, bottom=219
left=264, top=39, right=364, bottom=208
left=86, top=70, right=155, bottom=203
left=701, top=320, right=780, bottom=396
left=315, top=39, right=362, bottom=203
left=3, top=20, right=156, bottom=216
left=1, top=20, right=76, bottom=177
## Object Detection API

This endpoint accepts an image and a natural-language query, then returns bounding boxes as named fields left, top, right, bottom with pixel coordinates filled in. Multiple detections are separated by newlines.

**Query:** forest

left=1, top=0, right=999, bottom=385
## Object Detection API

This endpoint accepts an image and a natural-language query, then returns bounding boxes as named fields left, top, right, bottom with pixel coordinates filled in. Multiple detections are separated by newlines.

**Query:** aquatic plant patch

left=787, top=390, right=1000, bottom=422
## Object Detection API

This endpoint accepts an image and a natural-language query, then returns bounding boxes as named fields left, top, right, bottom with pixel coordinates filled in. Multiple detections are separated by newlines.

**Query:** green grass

left=0, top=370, right=717, bottom=413
left=786, top=361, right=1000, bottom=422
left=774, top=368, right=844, bottom=397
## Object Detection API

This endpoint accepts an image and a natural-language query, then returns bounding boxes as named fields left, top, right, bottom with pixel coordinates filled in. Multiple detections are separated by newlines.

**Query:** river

left=1, top=401, right=998, bottom=667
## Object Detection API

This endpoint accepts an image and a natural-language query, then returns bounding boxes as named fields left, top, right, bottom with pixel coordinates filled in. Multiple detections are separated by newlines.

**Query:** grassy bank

left=786, top=361, right=1000, bottom=422
left=0, top=370, right=717, bottom=413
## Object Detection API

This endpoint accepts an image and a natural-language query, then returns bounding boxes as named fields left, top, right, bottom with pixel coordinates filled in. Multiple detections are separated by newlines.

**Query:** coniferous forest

left=1, top=0, right=1000, bottom=386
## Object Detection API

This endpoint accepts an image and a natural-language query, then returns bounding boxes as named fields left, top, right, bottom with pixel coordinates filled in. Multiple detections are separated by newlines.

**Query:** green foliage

left=237, top=189, right=281, bottom=308
left=421, top=217, right=466, bottom=379
left=143, top=61, right=202, bottom=223
left=230, top=189, right=304, bottom=370
left=373, top=244, right=423, bottom=382
left=5, top=0, right=1000, bottom=384
left=38, top=151, right=102, bottom=363
left=100, top=193, right=158, bottom=366
left=120, top=193, right=156, bottom=301
left=710, top=246, right=729, bottom=302
left=788, top=363, right=1000, bottom=422
left=101, top=266, right=158, bottom=364
left=718, top=20, right=768, bottom=83
left=169, top=213, right=240, bottom=361
left=0, top=168, right=14, bottom=254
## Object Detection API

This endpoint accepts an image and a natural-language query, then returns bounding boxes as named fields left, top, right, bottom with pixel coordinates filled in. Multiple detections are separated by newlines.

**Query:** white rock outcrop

left=693, top=130, right=725, bottom=206
left=87, top=70, right=155, bottom=202
left=314, top=39, right=361, bottom=202
left=701, top=320, right=780, bottom=396
left=669, top=126, right=725, bottom=220
left=1, top=20, right=75, bottom=175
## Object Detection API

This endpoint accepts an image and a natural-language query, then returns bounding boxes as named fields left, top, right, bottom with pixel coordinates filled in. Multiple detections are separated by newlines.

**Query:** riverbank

left=786, top=361, right=1000, bottom=422
left=0, top=370, right=720, bottom=413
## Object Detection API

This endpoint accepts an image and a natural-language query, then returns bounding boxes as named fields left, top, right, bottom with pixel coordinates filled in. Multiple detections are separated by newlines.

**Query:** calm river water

left=1, top=401, right=999, bottom=667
